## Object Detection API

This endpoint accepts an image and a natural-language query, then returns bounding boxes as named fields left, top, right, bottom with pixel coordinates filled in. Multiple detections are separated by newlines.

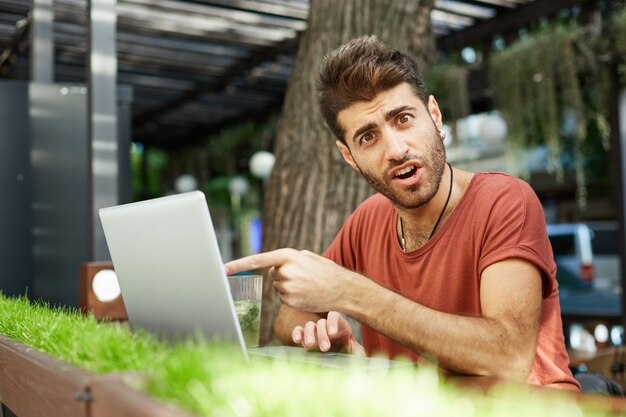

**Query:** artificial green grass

left=0, top=294, right=163, bottom=374
left=0, top=294, right=614, bottom=416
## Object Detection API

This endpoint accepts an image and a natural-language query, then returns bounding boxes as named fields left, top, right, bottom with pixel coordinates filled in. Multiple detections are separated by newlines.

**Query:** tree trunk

left=260, top=0, right=435, bottom=344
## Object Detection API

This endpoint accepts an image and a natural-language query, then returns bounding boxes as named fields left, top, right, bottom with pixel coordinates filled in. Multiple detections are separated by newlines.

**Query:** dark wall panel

left=0, top=81, right=32, bottom=297
left=30, top=83, right=90, bottom=306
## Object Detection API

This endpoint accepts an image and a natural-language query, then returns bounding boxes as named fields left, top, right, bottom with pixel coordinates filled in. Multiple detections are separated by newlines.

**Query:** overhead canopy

left=0, top=0, right=604, bottom=149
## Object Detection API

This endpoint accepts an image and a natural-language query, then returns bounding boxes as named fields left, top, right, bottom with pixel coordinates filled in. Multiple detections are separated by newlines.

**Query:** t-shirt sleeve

left=477, top=178, right=556, bottom=297
left=323, top=210, right=359, bottom=271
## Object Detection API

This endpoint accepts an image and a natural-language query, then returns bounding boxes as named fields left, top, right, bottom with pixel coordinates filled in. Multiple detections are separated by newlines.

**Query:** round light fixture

left=174, top=174, right=199, bottom=193
left=594, top=323, right=609, bottom=344
left=249, top=151, right=275, bottom=180
left=611, top=325, right=625, bottom=346
left=569, top=323, right=584, bottom=350
left=228, top=176, right=249, bottom=196
left=461, top=47, right=477, bottom=64
left=92, top=269, right=121, bottom=302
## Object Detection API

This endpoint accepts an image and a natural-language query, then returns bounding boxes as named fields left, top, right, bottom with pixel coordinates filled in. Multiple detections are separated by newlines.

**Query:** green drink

left=228, top=274, right=263, bottom=347
left=234, top=299, right=262, bottom=347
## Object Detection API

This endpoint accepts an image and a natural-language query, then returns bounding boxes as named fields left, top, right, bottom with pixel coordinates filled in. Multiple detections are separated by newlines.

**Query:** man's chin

left=384, top=193, right=429, bottom=210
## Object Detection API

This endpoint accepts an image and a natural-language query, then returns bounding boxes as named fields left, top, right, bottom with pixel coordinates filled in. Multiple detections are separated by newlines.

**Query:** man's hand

left=292, top=311, right=365, bottom=354
left=224, top=249, right=354, bottom=313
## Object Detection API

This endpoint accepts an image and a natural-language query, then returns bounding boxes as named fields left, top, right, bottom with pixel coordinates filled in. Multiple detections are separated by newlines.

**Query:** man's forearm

left=273, top=304, right=323, bottom=345
left=338, top=268, right=540, bottom=381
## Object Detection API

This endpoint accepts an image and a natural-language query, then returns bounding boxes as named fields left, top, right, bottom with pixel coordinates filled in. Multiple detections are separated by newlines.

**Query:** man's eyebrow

left=386, top=105, right=417, bottom=120
left=352, top=122, right=377, bottom=142
left=351, top=106, right=418, bottom=143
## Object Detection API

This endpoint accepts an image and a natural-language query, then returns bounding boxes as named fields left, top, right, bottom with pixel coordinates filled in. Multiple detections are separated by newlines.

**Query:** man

left=225, top=36, right=579, bottom=390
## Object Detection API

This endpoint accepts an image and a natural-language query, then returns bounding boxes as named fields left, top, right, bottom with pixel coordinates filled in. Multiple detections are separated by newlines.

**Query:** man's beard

left=355, top=132, right=447, bottom=210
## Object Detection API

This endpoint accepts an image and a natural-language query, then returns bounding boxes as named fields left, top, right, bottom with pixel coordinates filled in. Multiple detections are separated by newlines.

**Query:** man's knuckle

left=282, top=248, right=296, bottom=257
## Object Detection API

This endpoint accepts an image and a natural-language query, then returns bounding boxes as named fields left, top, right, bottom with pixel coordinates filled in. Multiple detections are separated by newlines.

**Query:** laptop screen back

left=99, top=191, right=246, bottom=350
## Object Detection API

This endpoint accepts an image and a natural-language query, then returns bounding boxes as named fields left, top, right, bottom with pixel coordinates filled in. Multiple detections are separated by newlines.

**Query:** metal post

left=87, top=0, right=118, bottom=261
left=30, top=0, right=54, bottom=82
left=613, top=88, right=626, bottom=327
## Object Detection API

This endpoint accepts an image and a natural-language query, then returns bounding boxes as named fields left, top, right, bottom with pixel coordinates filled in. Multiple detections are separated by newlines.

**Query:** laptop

left=99, top=191, right=411, bottom=370
left=100, top=191, right=247, bottom=350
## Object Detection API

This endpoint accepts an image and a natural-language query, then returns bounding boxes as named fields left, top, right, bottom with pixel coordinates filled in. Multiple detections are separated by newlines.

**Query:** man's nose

left=383, top=132, right=409, bottom=162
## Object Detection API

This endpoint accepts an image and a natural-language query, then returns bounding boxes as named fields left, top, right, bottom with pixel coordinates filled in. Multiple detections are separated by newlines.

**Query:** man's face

left=336, top=83, right=446, bottom=210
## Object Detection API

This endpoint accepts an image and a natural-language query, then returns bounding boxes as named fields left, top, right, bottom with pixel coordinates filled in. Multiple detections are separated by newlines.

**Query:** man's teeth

left=395, top=166, right=414, bottom=177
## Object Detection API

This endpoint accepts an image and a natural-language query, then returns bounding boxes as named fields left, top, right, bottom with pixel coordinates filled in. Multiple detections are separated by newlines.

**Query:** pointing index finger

left=223, top=248, right=294, bottom=275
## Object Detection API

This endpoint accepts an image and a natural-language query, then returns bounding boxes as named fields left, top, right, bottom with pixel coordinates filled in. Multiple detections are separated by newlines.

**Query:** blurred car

left=587, top=222, right=620, bottom=293
left=547, top=223, right=595, bottom=290
left=548, top=223, right=622, bottom=351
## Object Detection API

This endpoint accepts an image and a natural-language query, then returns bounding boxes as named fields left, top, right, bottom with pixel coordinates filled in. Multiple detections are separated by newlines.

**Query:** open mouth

left=395, top=165, right=417, bottom=180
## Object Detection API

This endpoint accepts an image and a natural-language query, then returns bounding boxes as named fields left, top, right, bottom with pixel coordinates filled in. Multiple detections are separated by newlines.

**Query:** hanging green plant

left=612, top=5, right=626, bottom=85
left=426, top=64, right=471, bottom=125
left=490, top=24, right=611, bottom=210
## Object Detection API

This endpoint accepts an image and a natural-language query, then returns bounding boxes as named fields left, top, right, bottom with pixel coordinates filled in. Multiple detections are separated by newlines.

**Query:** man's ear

left=427, top=95, right=443, bottom=131
left=336, top=140, right=359, bottom=171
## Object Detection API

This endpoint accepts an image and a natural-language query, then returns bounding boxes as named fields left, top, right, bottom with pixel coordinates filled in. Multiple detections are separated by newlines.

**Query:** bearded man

left=226, top=36, right=579, bottom=391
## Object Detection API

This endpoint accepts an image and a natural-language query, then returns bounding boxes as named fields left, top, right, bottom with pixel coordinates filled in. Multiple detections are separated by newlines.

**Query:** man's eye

left=398, top=114, right=412, bottom=124
left=360, top=133, right=374, bottom=144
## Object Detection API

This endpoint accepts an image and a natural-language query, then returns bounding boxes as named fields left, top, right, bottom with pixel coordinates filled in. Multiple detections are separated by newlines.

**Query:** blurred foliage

left=200, top=116, right=276, bottom=212
left=490, top=24, right=611, bottom=209
left=426, top=63, right=470, bottom=124
left=203, top=175, right=232, bottom=209
left=614, top=4, right=626, bottom=85
left=204, top=115, right=278, bottom=177
left=131, top=144, right=169, bottom=201
left=130, top=116, right=277, bottom=206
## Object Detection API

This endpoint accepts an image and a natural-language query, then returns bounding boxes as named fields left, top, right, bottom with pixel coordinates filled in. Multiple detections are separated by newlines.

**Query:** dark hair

left=317, top=35, right=429, bottom=143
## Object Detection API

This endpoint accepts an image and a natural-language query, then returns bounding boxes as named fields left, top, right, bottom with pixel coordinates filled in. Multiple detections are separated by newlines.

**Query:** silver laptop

left=100, top=191, right=247, bottom=352
left=99, top=191, right=412, bottom=370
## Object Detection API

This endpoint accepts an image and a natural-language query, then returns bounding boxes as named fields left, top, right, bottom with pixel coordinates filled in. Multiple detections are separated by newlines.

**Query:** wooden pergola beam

left=436, top=0, right=600, bottom=51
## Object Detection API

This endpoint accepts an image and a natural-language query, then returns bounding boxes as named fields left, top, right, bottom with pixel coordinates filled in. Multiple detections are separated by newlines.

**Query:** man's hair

left=317, top=35, right=429, bottom=143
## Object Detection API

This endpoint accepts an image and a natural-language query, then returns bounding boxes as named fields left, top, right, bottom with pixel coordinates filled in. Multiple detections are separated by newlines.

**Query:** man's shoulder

left=474, top=171, right=529, bottom=186
left=342, top=193, right=393, bottom=227
left=471, top=171, right=534, bottom=198
left=466, top=172, right=544, bottom=226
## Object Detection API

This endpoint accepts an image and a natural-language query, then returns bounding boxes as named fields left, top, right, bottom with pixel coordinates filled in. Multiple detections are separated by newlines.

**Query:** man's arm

left=225, top=250, right=542, bottom=381
left=273, top=304, right=322, bottom=345
left=341, top=258, right=542, bottom=381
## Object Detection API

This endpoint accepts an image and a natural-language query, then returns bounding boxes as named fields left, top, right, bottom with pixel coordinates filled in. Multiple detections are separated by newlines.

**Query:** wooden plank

left=90, top=376, right=195, bottom=417
left=0, top=335, right=92, bottom=417
left=436, top=0, right=600, bottom=51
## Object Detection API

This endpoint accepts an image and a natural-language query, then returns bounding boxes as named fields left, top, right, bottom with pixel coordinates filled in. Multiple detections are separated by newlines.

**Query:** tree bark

left=260, top=0, right=435, bottom=344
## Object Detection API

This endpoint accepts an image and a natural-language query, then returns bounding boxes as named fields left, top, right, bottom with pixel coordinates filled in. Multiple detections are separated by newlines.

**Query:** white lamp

left=228, top=176, right=249, bottom=196
left=174, top=174, right=199, bottom=193
left=249, top=151, right=275, bottom=180
left=479, top=112, right=508, bottom=144
left=92, top=269, right=121, bottom=302
left=79, top=262, right=127, bottom=320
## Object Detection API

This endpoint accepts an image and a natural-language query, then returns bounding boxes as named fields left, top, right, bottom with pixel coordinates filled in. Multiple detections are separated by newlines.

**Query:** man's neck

left=396, top=167, right=473, bottom=251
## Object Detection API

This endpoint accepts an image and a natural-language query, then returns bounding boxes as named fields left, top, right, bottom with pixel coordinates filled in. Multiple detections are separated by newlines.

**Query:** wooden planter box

left=90, top=376, right=194, bottom=417
left=0, top=334, right=191, bottom=417
left=0, top=334, right=92, bottom=417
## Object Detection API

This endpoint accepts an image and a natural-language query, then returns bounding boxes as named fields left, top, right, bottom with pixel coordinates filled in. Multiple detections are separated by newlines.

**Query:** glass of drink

left=228, top=274, right=263, bottom=347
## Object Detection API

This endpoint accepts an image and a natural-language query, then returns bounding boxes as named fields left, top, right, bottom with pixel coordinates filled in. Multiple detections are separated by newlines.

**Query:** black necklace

left=400, top=162, right=453, bottom=252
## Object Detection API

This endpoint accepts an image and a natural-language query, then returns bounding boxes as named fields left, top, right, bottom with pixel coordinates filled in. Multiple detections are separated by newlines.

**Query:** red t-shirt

left=323, top=172, right=579, bottom=390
